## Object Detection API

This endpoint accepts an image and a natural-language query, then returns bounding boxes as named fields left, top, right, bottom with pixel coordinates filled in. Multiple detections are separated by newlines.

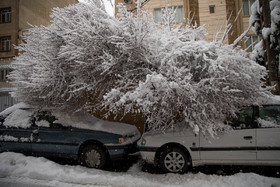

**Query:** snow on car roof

left=0, top=103, right=139, bottom=136
left=53, top=110, right=139, bottom=136
left=261, top=95, right=280, bottom=105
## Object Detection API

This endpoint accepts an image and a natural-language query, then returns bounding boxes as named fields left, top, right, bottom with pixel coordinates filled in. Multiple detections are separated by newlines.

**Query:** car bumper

left=138, top=146, right=158, bottom=164
left=106, top=142, right=139, bottom=161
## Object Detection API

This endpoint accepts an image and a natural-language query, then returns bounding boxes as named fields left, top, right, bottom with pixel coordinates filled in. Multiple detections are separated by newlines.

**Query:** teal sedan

left=0, top=103, right=140, bottom=169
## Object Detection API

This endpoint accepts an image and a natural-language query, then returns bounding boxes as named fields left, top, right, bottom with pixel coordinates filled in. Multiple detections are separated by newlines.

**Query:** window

left=258, top=105, right=280, bottom=128
left=237, top=107, right=254, bottom=128
left=0, top=69, right=11, bottom=82
left=35, top=111, right=57, bottom=127
left=124, top=0, right=132, bottom=4
left=0, top=36, right=11, bottom=52
left=154, top=6, right=183, bottom=23
left=209, top=5, right=215, bottom=14
left=229, top=107, right=254, bottom=129
left=245, top=35, right=261, bottom=52
left=243, top=0, right=256, bottom=16
left=0, top=7, right=11, bottom=23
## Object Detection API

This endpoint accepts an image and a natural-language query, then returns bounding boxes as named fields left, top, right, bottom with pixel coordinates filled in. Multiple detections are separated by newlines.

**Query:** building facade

left=0, top=0, right=77, bottom=111
left=115, top=0, right=258, bottom=49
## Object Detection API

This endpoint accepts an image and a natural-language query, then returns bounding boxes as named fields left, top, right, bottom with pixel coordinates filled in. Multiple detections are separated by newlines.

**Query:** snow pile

left=0, top=135, right=19, bottom=142
left=0, top=152, right=279, bottom=187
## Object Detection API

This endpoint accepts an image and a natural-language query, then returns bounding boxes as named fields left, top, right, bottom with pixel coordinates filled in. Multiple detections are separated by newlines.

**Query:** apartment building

left=115, top=0, right=258, bottom=49
left=0, top=0, right=77, bottom=111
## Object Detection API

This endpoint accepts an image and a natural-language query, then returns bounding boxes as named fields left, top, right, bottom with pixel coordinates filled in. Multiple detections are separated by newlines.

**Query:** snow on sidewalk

left=0, top=152, right=279, bottom=187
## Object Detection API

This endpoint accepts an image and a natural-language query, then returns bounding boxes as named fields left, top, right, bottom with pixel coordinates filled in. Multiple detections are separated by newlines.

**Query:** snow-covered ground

left=0, top=152, right=279, bottom=187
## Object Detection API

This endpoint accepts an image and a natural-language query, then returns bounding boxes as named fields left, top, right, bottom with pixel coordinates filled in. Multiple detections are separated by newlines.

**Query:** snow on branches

left=250, top=0, right=280, bottom=63
left=9, top=2, right=272, bottom=135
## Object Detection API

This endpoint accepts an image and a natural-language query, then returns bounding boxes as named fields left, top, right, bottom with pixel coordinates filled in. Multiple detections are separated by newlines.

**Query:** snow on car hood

left=53, top=110, right=140, bottom=136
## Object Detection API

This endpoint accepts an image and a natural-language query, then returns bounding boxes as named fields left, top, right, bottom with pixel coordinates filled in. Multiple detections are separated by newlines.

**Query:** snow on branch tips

left=9, top=1, right=272, bottom=135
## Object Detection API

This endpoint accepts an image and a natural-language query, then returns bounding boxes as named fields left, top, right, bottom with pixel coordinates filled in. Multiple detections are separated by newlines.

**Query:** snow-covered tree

left=250, top=0, right=280, bottom=94
left=10, top=1, right=121, bottom=110
left=9, top=1, right=272, bottom=135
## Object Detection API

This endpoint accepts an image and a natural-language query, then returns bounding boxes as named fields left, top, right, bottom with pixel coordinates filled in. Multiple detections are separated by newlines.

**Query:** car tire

left=80, top=145, right=107, bottom=169
left=158, top=147, right=190, bottom=173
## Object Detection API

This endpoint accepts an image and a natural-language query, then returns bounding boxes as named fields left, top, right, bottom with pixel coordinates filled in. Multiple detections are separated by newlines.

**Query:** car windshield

left=2, top=108, right=34, bottom=129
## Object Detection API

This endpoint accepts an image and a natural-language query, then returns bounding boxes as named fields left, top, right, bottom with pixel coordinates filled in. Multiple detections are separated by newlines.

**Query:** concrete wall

left=198, top=0, right=229, bottom=42
left=115, top=0, right=253, bottom=46
left=18, top=0, right=77, bottom=29
left=0, top=0, right=77, bottom=60
left=0, top=0, right=77, bottom=111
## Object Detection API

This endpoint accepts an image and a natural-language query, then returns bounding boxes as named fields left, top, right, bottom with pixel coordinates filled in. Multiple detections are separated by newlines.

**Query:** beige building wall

left=0, top=0, right=77, bottom=60
left=115, top=0, right=255, bottom=48
left=19, top=0, right=76, bottom=29
left=115, top=0, right=185, bottom=17
left=0, top=0, right=77, bottom=111
left=141, top=0, right=184, bottom=13
left=198, top=0, right=229, bottom=43
left=0, top=0, right=19, bottom=59
left=115, top=0, right=199, bottom=25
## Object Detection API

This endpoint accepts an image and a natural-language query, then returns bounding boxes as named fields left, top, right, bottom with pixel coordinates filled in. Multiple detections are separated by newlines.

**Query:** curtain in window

left=245, top=37, right=253, bottom=52
left=154, top=9, right=162, bottom=23
left=175, top=7, right=183, bottom=22
left=243, top=0, right=249, bottom=16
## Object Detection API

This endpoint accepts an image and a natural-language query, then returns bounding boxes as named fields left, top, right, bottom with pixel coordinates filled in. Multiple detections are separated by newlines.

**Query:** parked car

left=0, top=103, right=141, bottom=169
left=138, top=105, right=280, bottom=173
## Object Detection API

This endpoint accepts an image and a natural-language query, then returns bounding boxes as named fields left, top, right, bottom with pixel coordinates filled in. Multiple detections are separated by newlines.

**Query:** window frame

left=242, top=0, right=256, bottom=16
left=0, top=7, right=11, bottom=24
left=0, top=36, right=11, bottom=52
left=245, top=34, right=261, bottom=52
left=209, top=5, right=215, bottom=14
left=154, top=6, right=184, bottom=23
left=257, top=105, right=280, bottom=128
left=0, top=69, right=11, bottom=82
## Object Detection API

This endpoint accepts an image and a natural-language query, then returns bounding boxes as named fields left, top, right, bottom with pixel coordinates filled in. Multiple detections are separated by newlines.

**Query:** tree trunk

left=259, top=0, right=280, bottom=94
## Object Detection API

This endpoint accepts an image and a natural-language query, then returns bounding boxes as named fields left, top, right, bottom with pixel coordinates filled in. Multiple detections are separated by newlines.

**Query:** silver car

left=138, top=105, right=280, bottom=173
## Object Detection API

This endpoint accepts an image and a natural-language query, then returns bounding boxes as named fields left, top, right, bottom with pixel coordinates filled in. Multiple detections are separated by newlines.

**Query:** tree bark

left=259, top=0, right=280, bottom=94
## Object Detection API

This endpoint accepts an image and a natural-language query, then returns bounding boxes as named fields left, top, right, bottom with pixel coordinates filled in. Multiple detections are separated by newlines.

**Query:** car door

left=31, top=111, right=77, bottom=157
left=256, top=105, right=280, bottom=161
left=0, top=108, right=35, bottom=153
left=200, top=106, right=257, bottom=161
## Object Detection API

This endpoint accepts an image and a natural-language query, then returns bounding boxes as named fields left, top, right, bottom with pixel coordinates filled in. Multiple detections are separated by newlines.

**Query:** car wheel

left=158, top=147, right=189, bottom=173
left=80, top=145, right=106, bottom=169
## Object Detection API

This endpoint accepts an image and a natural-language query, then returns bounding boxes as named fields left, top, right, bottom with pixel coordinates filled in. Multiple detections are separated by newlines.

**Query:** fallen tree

left=9, top=1, right=272, bottom=135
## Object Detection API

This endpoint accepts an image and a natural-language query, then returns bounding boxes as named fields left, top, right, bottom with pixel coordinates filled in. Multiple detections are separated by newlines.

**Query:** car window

left=35, top=111, right=57, bottom=128
left=257, top=105, right=280, bottom=128
left=230, top=106, right=254, bottom=129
